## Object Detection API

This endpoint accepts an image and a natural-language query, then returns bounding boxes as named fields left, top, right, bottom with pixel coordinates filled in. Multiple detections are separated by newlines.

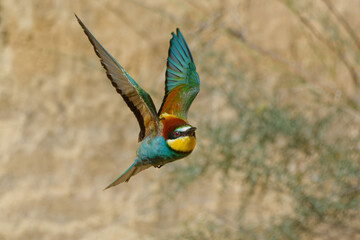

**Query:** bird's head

left=161, top=113, right=197, bottom=153
left=167, top=125, right=197, bottom=153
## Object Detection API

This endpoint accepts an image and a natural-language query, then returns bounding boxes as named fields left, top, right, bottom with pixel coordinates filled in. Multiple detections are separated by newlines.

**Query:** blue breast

left=136, top=136, right=189, bottom=166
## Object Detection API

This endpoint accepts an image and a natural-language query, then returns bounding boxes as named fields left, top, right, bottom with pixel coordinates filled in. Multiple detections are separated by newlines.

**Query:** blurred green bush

left=157, top=1, right=360, bottom=239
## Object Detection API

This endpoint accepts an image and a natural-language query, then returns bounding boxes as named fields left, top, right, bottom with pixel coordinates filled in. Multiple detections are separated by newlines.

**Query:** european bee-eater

left=76, top=15, right=200, bottom=189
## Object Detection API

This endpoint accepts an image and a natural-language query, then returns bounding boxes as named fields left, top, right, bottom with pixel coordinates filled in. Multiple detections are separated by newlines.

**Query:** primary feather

left=76, top=15, right=159, bottom=141
left=158, top=29, right=200, bottom=120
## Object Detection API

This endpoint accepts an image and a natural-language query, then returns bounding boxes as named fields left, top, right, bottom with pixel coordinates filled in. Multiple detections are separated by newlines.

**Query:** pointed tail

left=104, top=163, right=151, bottom=190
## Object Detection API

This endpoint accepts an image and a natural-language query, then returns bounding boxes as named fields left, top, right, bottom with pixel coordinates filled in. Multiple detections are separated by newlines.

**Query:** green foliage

left=159, top=1, right=360, bottom=239
left=165, top=69, right=359, bottom=239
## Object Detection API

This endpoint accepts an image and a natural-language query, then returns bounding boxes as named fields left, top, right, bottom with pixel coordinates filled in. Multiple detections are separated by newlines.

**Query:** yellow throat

left=167, top=136, right=196, bottom=153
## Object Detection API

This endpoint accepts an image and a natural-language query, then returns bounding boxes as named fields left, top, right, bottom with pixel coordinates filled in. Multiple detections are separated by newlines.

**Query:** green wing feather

left=158, top=28, right=200, bottom=120
left=76, top=15, right=159, bottom=141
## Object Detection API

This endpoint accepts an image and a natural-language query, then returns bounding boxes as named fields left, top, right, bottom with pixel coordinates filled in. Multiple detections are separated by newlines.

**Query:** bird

left=75, top=15, right=200, bottom=189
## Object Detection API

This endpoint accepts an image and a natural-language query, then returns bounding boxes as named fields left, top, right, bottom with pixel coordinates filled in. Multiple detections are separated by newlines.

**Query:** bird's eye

left=174, top=131, right=180, bottom=137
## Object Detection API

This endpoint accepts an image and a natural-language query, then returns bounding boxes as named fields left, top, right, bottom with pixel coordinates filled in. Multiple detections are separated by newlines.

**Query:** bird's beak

left=185, top=127, right=197, bottom=134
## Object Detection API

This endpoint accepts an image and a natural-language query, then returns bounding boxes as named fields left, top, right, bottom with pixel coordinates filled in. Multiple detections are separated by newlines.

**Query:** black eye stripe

left=169, top=130, right=184, bottom=139
left=168, top=126, right=196, bottom=139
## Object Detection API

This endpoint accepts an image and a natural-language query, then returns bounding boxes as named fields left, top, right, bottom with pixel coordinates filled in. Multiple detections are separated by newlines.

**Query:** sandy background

left=0, top=1, right=220, bottom=239
left=1, top=0, right=359, bottom=239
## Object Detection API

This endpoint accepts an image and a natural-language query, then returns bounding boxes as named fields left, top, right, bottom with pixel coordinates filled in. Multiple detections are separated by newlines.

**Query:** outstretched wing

left=158, top=28, right=200, bottom=120
left=76, top=15, right=159, bottom=141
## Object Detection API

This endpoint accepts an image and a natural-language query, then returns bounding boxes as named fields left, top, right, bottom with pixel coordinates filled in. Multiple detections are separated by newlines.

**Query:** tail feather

left=104, top=163, right=151, bottom=190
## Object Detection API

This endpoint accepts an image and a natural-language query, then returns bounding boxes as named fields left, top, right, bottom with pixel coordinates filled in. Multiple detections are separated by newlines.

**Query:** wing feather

left=158, top=29, right=200, bottom=119
left=76, top=15, right=159, bottom=141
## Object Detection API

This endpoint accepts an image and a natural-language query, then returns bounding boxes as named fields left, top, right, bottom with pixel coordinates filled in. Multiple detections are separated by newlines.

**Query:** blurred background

left=1, top=0, right=359, bottom=239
